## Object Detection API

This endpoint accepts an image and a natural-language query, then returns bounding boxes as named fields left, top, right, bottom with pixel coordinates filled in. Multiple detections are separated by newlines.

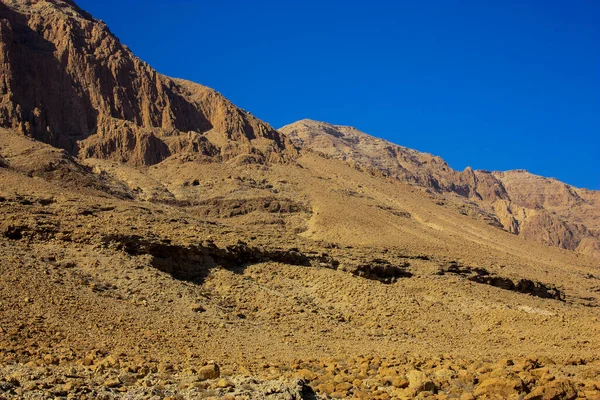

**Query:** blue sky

left=77, top=0, right=599, bottom=189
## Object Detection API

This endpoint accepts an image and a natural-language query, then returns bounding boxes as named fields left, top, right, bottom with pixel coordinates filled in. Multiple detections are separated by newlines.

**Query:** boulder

left=523, top=380, right=577, bottom=400
left=197, top=363, right=220, bottom=381
left=406, top=370, right=436, bottom=393
left=474, top=377, right=526, bottom=399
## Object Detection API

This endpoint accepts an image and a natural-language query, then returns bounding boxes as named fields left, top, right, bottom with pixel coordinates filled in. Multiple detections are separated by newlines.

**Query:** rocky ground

left=1, top=146, right=599, bottom=398
left=1, top=352, right=599, bottom=399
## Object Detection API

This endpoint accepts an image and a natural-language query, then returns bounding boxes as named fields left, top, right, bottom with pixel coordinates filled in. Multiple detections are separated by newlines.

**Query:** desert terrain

left=0, top=1, right=599, bottom=399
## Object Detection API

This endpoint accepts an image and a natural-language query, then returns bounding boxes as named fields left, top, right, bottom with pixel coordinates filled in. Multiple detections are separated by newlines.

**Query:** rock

left=43, top=354, right=58, bottom=365
left=63, top=381, right=80, bottom=391
left=316, top=382, right=336, bottom=395
left=294, top=369, right=317, bottom=381
left=523, top=380, right=577, bottom=400
left=335, top=382, right=353, bottom=392
left=104, top=377, right=121, bottom=388
left=406, top=370, right=436, bottom=393
left=215, top=378, right=234, bottom=388
left=474, top=377, right=526, bottom=399
left=392, top=376, right=410, bottom=388
left=118, top=373, right=138, bottom=386
left=434, top=368, right=456, bottom=381
left=102, top=355, right=120, bottom=367
left=191, top=304, right=206, bottom=313
left=81, top=352, right=98, bottom=366
left=197, top=363, right=220, bottom=381
left=158, top=362, right=174, bottom=373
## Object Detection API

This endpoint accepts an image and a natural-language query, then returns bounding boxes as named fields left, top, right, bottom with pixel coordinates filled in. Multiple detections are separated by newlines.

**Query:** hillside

left=0, top=1, right=599, bottom=399
left=281, top=119, right=600, bottom=258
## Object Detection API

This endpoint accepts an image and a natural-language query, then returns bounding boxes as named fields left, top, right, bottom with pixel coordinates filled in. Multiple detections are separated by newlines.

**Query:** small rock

left=197, top=363, right=220, bottom=381
left=118, top=373, right=137, bottom=386
left=43, top=354, right=59, bottom=365
left=191, top=304, right=206, bottom=313
left=102, top=355, right=120, bottom=367
left=335, top=382, right=353, bottom=392
left=158, top=362, right=174, bottom=373
left=474, top=377, right=526, bottom=398
left=294, top=368, right=317, bottom=381
left=523, top=380, right=577, bottom=400
left=63, top=381, right=79, bottom=391
left=406, top=370, right=436, bottom=393
left=392, top=376, right=409, bottom=388
left=216, top=378, right=234, bottom=388
left=316, top=382, right=336, bottom=395
left=104, top=377, right=121, bottom=388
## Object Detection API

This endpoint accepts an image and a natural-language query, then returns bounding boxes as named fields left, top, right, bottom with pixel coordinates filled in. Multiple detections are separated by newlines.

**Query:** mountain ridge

left=280, top=119, right=600, bottom=257
left=282, top=118, right=593, bottom=188
left=0, top=0, right=296, bottom=165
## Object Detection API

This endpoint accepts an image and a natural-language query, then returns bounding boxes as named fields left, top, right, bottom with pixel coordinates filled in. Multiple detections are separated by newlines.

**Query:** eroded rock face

left=281, top=120, right=600, bottom=257
left=0, top=0, right=295, bottom=165
left=492, top=170, right=600, bottom=258
left=280, top=119, right=495, bottom=198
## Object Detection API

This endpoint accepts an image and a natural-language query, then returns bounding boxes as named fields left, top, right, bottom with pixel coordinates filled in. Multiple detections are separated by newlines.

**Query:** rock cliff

left=0, top=0, right=294, bottom=165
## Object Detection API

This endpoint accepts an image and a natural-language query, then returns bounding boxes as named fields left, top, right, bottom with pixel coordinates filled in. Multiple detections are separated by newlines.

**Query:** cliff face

left=491, top=171, right=600, bottom=255
left=0, top=0, right=294, bottom=165
left=280, top=119, right=600, bottom=257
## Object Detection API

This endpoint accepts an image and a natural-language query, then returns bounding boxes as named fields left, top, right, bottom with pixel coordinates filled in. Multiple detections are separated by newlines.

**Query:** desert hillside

left=0, top=1, right=599, bottom=400
left=281, top=119, right=600, bottom=258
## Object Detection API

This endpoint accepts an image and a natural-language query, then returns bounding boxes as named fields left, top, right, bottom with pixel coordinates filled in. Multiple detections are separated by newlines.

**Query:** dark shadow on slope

left=101, top=234, right=314, bottom=285
left=437, top=262, right=564, bottom=301
left=349, top=259, right=413, bottom=284
left=100, top=234, right=414, bottom=286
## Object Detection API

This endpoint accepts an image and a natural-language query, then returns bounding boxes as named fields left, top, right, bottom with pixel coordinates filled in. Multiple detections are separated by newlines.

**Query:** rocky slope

left=2, top=126, right=600, bottom=399
left=1, top=1, right=600, bottom=399
left=280, top=119, right=600, bottom=257
left=0, top=0, right=295, bottom=165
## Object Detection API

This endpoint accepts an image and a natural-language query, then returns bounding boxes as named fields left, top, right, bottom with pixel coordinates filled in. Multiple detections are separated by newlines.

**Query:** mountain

left=280, top=119, right=600, bottom=258
left=0, top=0, right=295, bottom=166
left=1, top=1, right=599, bottom=399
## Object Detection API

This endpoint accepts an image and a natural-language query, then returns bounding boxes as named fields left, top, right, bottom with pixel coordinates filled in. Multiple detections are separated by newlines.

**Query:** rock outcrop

left=0, top=0, right=295, bottom=165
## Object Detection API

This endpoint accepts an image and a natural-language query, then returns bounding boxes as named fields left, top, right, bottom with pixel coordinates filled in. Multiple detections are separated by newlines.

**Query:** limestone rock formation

left=0, top=0, right=295, bottom=165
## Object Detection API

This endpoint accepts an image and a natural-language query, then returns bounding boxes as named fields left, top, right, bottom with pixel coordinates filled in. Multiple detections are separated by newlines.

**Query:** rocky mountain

left=0, top=0, right=295, bottom=166
left=280, top=119, right=600, bottom=257
left=1, top=1, right=599, bottom=399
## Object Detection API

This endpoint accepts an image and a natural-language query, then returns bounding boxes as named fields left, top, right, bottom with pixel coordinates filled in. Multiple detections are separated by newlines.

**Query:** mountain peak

left=281, top=118, right=361, bottom=132
left=0, top=0, right=295, bottom=165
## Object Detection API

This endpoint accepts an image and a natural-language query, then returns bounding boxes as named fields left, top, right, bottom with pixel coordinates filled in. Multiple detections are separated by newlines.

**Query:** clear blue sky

left=77, top=0, right=599, bottom=189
